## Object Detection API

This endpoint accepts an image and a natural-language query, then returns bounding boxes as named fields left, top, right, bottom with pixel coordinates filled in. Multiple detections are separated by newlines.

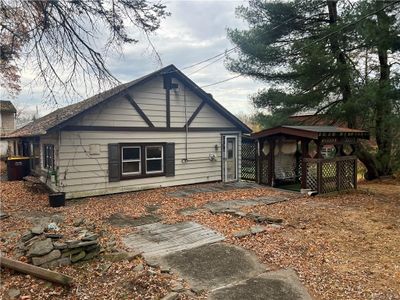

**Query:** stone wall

left=19, top=226, right=100, bottom=269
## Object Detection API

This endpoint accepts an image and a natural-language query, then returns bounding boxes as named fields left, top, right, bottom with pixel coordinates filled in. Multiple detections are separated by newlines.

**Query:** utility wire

left=181, top=47, right=236, bottom=71
left=201, top=74, right=242, bottom=88
left=184, top=16, right=298, bottom=76
left=201, top=0, right=400, bottom=88
left=188, top=50, right=233, bottom=76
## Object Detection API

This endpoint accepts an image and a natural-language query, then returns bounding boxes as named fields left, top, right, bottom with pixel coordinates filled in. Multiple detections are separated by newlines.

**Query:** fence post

left=354, top=158, right=358, bottom=189
left=317, top=160, right=322, bottom=194
left=255, top=140, right=260, bottom=183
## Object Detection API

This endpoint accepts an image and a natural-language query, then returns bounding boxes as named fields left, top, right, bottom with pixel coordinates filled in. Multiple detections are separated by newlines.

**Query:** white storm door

left=223, top=135, right=238, bottom=182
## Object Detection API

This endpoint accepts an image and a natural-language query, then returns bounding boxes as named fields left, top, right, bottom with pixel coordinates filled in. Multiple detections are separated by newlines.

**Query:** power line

left=200, top=74, right=242, bottom=88
left=188, top=51, right=232, bottom=76
left=184, top=16, right=299, bottom=76
left=181, top=47, right=236, bottom=71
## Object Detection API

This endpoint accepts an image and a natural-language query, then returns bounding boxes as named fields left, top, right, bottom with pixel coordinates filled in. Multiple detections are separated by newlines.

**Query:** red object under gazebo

left=250, top=126, right=369, bottom=194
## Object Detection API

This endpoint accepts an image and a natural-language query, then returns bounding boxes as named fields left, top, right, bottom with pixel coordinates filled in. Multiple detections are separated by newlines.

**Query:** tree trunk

left=326, top=0, right=386, bottom=180
left=355, top=144, right=380, bottom=180
left=375, top=1, right=393, bottom=176
left=327, top=0, right=356, bottom=128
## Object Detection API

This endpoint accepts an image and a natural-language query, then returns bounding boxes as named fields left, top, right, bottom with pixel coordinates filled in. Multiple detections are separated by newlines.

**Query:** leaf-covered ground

left=0, top=167, right=399, bottom=299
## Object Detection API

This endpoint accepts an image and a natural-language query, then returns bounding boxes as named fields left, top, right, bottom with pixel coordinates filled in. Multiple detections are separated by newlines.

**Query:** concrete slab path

left=123, top=220, right=312, bottom=299
left=209, top=269, right=312, bottom=300
left=158, top=242, right=266, bottom=291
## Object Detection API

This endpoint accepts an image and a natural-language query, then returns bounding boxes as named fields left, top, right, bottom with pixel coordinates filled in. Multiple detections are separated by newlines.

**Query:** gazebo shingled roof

left=252, top=125, right=369, bottom=140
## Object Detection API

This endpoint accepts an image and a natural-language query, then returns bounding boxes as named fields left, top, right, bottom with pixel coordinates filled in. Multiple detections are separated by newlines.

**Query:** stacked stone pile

left=19, top=226, right=100, bottom=269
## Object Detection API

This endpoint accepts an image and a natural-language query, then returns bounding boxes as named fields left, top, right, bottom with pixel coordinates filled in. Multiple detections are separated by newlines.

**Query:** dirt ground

left=0, top=173, right=399, bottom=299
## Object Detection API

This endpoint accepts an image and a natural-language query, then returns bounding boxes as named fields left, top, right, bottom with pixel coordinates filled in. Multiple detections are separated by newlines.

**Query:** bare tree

left=0, top=0, right=169, bottom=104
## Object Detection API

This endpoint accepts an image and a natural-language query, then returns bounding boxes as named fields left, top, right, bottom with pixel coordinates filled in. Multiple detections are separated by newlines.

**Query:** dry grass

left=0, top=178, right=399, bottom=299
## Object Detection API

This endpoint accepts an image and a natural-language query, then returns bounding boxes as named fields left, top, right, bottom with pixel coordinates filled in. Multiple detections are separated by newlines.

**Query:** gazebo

left=248, top=126, right=369, bottom=194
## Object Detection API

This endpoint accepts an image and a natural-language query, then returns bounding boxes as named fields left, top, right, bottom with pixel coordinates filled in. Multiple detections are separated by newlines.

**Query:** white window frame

left=145, top=145, right=164, bottom=174
left=121, top=146, right=141, bottom=175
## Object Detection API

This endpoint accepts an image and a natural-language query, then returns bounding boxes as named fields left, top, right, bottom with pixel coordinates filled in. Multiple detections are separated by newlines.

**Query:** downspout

left=183, top=85, right=188, bottom=162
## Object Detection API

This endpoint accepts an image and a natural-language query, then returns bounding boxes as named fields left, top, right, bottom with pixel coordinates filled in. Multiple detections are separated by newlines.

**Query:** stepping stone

left=108, top=213, right=161, bottom=227
left=157, top=243, right=266, bottom=291
left=177, top=207, right=199, bottom=216
left=204, top=195, right=288, bottom=212
left=209, top=269, right=312, bottom=300
left=122, top=222, right=225, bottom=258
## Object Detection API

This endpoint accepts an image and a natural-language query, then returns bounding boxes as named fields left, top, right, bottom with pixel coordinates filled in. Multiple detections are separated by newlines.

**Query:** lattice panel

left=306, top=162, right=318, bottom=191
left=241, top=140, right=256, bottom=181
left=321, top=162, right=337, bottom=193
left=339, top=159, right=355, bottom=190
left=260, top=158, right=269, bottom=184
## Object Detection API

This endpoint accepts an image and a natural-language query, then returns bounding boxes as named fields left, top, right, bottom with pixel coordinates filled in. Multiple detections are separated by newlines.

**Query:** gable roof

left=252, top=125, right=369, bottom=140
left=7, top=65, right=251, bottom=138
left=0, top=100, right=16, bottom=113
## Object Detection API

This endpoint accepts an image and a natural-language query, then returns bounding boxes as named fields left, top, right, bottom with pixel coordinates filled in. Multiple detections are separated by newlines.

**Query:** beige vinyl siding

left=74, top=97, right=147, bottom=127
left=130, top=76, right=166, bottom=127
left=58, top=130, right=241, bottom=199
left=73, top=76, right=236, bottom=130
left=190, top=104, right=234, bottom=128
left=170, top=85, right=201, bottom=127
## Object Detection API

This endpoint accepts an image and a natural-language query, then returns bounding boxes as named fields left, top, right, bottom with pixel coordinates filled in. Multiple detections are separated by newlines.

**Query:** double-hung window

left=120, top=144, right=164, bottom=178
left=145, top=146, right=163, bottom=174
left=121, top=146, right=141, bottom=175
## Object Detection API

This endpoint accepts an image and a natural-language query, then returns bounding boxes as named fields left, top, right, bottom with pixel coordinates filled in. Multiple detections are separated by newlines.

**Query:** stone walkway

left=204, top=195, right=289, bottom=212
left=167, top=181, right=264, bottom=198
left=123, top=220, right=312, bottom=299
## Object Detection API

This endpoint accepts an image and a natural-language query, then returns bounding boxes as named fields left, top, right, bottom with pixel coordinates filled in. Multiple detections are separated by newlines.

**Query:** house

left=0, top=100, right=16, bottom=136
left=6, top=65, right=251, bottom=199
left=0, top=100, right=17, bottom=158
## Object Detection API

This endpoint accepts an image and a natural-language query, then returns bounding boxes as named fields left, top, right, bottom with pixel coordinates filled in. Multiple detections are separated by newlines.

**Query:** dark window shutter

left=165, top=143, right=175, bottom=177
left=108, top=144, right=121, bottom=182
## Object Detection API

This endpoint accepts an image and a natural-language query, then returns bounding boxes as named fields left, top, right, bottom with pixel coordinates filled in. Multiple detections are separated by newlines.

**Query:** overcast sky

left=3, top=0, right=265, bottom=118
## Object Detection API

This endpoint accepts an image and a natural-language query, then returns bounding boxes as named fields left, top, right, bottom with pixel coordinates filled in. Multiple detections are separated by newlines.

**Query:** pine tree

left=227, top=0, right=400, bottom=178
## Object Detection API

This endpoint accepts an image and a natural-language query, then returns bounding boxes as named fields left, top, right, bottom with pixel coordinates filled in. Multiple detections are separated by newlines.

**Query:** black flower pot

left=49, top=192, right=65, bottom=207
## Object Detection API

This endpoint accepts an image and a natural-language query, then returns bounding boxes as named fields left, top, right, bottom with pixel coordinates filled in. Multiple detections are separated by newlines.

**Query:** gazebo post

left=354, top=159, right=358, bottom=189
left=316, top=139, right=323, bottom=193
left=267, top=139, right=275, bottom=186
left=256, top=139, right=262, bottom=184
left=335, top=142, right=342, bottom=191
left=300, top=139, right=309, bottom=189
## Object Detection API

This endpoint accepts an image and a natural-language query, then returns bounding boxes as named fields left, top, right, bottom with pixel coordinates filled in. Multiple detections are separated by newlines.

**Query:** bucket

left=49, top=192, right=65, bottom=207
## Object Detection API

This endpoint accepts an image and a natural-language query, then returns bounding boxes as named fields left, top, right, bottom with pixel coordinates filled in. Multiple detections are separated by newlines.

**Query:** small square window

left=122, top=161, right=140, bottom=173
left=123, top=147, right=140, bottom=160
left=146, top=160, right=162, bottom=172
